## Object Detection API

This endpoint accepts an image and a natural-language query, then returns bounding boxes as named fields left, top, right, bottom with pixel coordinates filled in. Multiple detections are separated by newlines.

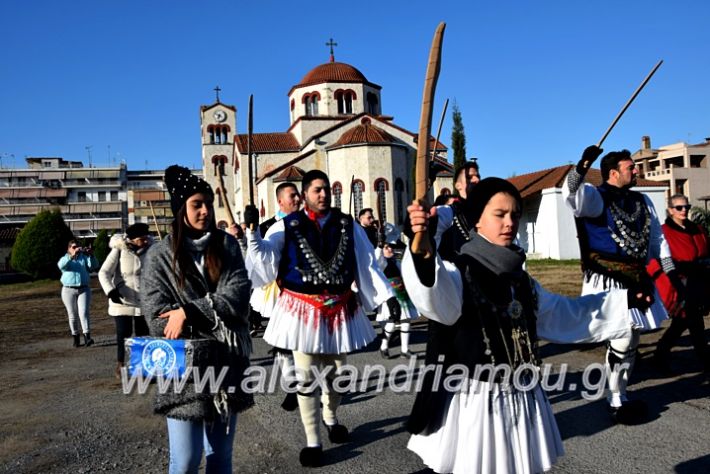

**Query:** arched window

left=366, top=92, right=379, bottom=115
left=335, top=89, right=356, bottom=115
left=332, top=182, right=343, bottom=209
left=374, top=178, right=388, bottom=224
left=394, top=178, right=405, bottom=225
left=441, top=187, right=451, bottom=195
left=352, top=179, right=364, bottom=216
left=217, top=220, right=228, bottom=230
left=211, top=155, right=227, bottom=177
left=215, top=187, right=224, bottom=208
left=302, top=92, right=320, bottom=116
left=208, top=125, right=215, bottom=144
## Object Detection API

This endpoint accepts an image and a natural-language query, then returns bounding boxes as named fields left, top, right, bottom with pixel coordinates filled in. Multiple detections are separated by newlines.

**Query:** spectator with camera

left=58, top=239, right=99, bottom=347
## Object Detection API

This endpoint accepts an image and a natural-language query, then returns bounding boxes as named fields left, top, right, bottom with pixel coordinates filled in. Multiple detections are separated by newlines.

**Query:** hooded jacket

left=98, top=233, right=153, bottom=316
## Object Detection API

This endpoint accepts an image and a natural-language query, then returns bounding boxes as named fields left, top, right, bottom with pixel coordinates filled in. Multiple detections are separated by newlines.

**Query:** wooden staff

left=432, top=98, right=449, bottom=159
left=411, top=22, right=446, bottom=258
left=247, top=94, right=255, bottom=206
left=597, top=60, right=663, bottom=148
left=216, top=171, right=236, bottom=227
left=246, top=94, right=255, bottom=230
left=347, top=174, right=355, bottom=215
left=147, top=200, right=162, bottom=240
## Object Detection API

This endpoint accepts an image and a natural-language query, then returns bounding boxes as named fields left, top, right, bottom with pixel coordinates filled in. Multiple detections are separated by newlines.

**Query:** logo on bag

left=142, top=340, right=177, bottom=376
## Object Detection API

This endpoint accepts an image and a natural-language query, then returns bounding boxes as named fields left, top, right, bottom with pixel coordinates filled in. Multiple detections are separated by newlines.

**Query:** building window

left=302, top=92, right=320, bottom=117
left=332, top=182, right=343, bottom=209
left=366, top=92, right=379, bottom=115
left=216, top=187, right=224, bottom=208
left=375, top=178, right=388, bottom=224
left=98, top=192, right=106, bottom=202
left=212, top=155, right=227, bottom=176
left=111, top=191, right=118, bottom=201
left=335, top=89, right=356, bottom=115
left=394, top=178, right=404, bottom=225
left=78, top=192, right=86, bottom=203
left=441, top=187, right=451, bottom=195
left=352, top=179, right=364, bottom=216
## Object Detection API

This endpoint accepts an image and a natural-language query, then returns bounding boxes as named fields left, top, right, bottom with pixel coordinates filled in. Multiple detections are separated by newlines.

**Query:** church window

left=216, top=187, right=224, bottom=208
left=212, top=155, right=227, bottom=177
left=335, top=89, right=356, bottom=115
left=352, top=179, right=364, bottom=216
left=366, top=92, right=379, bottom=115
left=208, top=125, right=215, bottom=144
left=302, top=92, right=320, bottom=116
left=375, top=178, right=388, bottom=224
left=441, top=188, right=451, bottom=195
left=395, top=178, right=405, bottom=225
left=332, top=182, right=343, bottom=209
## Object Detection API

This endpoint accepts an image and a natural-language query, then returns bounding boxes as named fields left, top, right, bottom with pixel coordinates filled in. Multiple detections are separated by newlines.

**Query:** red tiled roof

left=273, top=166, right=306, bottom=182
left=508, top=165, right=663, bottom=198
left=256, top=150, right=318, bottom=184
left=384, top=121, right=447, bottom=151
left=332, top=118, right=397, bottom=146
left=289, top=62, right=381, bottom=95
left=236, top=133, right=300, bottom=153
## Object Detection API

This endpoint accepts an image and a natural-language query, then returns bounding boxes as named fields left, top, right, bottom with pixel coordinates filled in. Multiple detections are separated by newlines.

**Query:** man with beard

left=358, top=208, right=379, bottom=248
left=244, top=169, right=399, bottom=467
left=564, top=145, right=684, bottom=423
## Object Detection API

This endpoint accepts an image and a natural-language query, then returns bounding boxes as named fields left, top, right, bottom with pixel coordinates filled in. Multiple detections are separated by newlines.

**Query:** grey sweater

left=140, top=231, right=253, bottom=421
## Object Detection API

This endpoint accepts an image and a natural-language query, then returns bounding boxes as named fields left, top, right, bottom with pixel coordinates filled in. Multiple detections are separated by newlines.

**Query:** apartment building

left=0, top=157, right=126, bottom=237
left=126, top=170, right=174, bottom=237
left=632, top=135, right=710, bottom=207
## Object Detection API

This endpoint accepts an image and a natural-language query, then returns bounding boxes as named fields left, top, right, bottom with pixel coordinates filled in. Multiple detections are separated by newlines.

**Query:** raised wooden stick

left=411, top=22, right=446, bottom=258
left=597, top=60, right=663, bottom=148
left=147, top=200, right=162, bottom=240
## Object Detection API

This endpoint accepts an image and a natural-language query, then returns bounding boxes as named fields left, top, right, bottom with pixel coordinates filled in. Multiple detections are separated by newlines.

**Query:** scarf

left=184, top=232, right=211, bottom=278
left=304, top=206, right=330, bottom=230
left=459, top=231, right=526, bottom=279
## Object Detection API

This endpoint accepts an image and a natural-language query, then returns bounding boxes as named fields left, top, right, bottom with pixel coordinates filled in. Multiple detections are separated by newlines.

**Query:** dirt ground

left=0, top=263, right=707, bottom=473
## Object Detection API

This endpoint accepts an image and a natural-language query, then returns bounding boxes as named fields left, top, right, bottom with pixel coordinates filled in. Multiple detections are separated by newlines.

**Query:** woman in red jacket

left=652, top=194, right=710, bottom=373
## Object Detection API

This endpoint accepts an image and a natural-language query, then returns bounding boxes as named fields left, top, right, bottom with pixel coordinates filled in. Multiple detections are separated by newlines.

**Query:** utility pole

left=85, top=146, right=93, bottom=167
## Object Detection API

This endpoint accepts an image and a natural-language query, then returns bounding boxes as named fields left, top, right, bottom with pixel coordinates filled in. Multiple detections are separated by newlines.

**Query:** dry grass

left=526, top=259, right=584, bottom=297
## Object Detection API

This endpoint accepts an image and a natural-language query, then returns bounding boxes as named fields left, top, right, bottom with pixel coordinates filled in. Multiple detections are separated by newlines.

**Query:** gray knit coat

left=140, top=231, right=253, bottom=421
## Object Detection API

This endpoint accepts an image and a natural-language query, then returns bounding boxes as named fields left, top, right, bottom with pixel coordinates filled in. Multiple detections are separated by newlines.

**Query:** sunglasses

left=672, top=205, right=691, bottom=211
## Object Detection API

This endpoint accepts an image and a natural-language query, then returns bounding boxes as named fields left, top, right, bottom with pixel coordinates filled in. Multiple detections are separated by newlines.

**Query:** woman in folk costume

left=245, top=169, right=399, bottom=467
left=98, top=222, right=153, bottom=378
left=649, top=194, right=710, bottom=373
left=403, top=178, right=653, bottom=474
left=141, top=165, right=253, bottom=474
left=375, top=240, right=418, bottom=359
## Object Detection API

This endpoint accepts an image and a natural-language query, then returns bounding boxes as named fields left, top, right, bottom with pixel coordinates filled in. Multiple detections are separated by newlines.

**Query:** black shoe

left=299, top=446, right=322, bottom=467
left=281, top=392, right=299, bottom=412
left=322, top=420, right=349, bottom=443
left=609, top=400, right=648, bottom=425
left=73, top=334, right=81, bottom=348
left=379, top=348, right=390, bottom=359
left=83, top=333, right=94, bottom=347
left=400, top=350, right=417, bottom=360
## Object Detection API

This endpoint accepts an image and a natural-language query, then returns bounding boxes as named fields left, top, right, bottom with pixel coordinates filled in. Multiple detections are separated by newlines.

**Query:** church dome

left=333, top=118, right=397, bottom=146
left=296, top=62, right=368, bottom=88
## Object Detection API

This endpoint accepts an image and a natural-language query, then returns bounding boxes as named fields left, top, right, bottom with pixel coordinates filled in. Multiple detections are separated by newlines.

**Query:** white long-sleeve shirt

left=245, top=211, right=395, bottom=313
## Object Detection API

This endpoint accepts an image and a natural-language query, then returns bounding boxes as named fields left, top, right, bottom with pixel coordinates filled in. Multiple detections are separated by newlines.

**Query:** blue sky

left=2, top=0, right=709, bottom=178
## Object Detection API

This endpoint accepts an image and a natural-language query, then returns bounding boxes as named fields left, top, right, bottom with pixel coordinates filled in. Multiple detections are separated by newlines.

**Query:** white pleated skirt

left=582, top=272, right=668, bottom=330
left=263, top=290, right=376, bottom=354
left=249, top=281, right=280, bottom=318
left=408, top=381, right=563, bottom=474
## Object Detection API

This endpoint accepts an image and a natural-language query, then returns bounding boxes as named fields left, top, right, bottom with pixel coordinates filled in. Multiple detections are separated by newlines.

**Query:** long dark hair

left=170, top=204, right=224, bottom=290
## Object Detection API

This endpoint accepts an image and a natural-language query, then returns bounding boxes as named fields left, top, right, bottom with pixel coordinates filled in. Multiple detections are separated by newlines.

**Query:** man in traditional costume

left=245, top=169, right=400, bottom=467
left=563, top=145, right=684, bottom=422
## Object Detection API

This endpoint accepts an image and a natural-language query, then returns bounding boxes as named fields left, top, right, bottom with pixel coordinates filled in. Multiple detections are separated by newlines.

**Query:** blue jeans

left=166, top=415, right=237, bottom=474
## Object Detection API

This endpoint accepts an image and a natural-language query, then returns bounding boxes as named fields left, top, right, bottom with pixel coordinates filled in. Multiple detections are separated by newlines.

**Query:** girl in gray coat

left=98, top=223, right=153, bottom=378
left=141, top=166, right=252, bottom=474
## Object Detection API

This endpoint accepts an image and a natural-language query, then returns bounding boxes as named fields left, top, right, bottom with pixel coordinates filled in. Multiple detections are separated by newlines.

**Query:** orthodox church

left=200, top=51, right=452, bottom=228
